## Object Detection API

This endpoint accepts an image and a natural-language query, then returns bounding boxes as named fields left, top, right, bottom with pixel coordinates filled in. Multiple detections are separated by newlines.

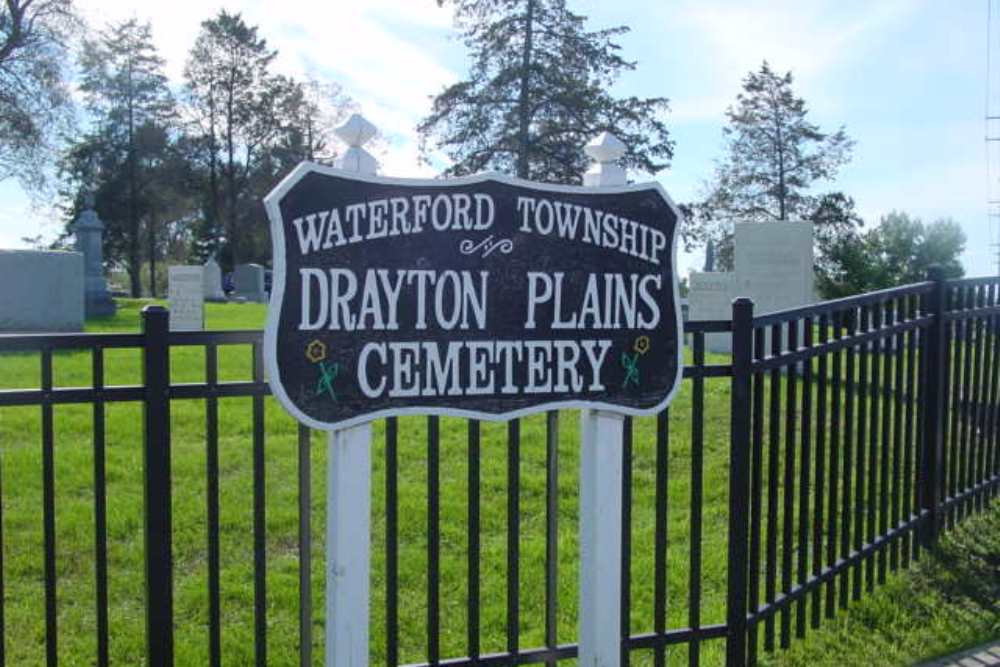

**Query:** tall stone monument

left=72, top=197, right=116, bottom=317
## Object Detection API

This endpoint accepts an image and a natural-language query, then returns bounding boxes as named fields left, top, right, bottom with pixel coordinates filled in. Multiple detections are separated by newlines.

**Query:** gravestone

left=687, top=272, right=736, bottom=353
left=234, top=263, right=266, bottom=303
left=733, top=221, right=814, bottom=315
left=203, top=256, right=227, bottom=302
left=168, top=266, right=204, bottom=331
left=687, top=221, right=815, bottom=354
left=0, top=250, right=84, bottom=331
left=72, top=200, right=116, bottom=317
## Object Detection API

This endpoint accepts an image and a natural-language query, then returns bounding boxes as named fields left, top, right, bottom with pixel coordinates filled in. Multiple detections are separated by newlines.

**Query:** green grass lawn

left=762, top=497, right=1000, bottom=667
left=0, top=299, right=995, bottom=666
left=0, top=300, right=736, bottom=665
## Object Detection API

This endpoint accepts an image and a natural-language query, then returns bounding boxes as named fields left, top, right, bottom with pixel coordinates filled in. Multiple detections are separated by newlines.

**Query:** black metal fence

left=0, top=271, right=998, bottom=666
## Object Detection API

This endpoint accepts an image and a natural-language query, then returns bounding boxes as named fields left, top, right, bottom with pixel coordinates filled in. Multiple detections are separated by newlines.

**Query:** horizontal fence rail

left=0, top=273, right=998, bottom=666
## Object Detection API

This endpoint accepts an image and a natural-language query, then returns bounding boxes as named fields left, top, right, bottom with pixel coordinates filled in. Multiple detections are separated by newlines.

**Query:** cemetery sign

left=264, top=164, right=684, bottom=430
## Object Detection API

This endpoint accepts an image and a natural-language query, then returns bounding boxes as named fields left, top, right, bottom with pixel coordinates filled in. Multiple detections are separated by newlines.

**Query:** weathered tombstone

left=72, top=198, right=117, bottom=317
left=688, top=271, right=736, bottom=353
left=202, top=256, right=227, bottom=302
left=168, top=266, right=205, bottom=331
left=233, top=263, right=266, bottom=303
left=0, top=250, right=84, bottom=331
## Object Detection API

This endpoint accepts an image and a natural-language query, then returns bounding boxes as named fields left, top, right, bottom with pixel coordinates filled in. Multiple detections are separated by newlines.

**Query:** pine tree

left=418, top=0, right=672, bottom=184
left=75, top=18, right=174, bottom=296
left=691, top=61, right=855, bottom=269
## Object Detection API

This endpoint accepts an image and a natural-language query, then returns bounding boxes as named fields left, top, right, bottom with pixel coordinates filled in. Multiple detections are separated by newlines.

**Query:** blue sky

left=1, top=0, right=993, bottom=278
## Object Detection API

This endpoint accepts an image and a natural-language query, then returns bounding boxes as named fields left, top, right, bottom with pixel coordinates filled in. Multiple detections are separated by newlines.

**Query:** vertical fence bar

left=878, top=301, right=892, bottom=586
left=840, top=309, right=857, bottom=609
left=986, top=286, right=1000, bottom=500
left=764, top=323, right=781, bottom=650
left=959, top=287, right=975, bottom=518
left=92, top=346, right=109, bottom=667
left=689, top=333, right=706, bottom=665
left=971, top=286, right=986, bottom=511
left=780, top=320, right=798, bottom=648
left=205, top=344, right=221, bottom=667
left=825, top=312, right=843, bottom=617
left=902, top=296, right=918, bottom=567
left=621, top=417, right=633, bottom=667
left=853, top=306, right=869, bottom=602
left=142, top=305, right=173, bottom=667
left=946, top=288, right=962, bottom=528
left=920, top=268, right=947, bottom=547
left=386, top=417, right=399, bottom=667
left=41, top=346, right=57, bottom=667
left=653, top=409, right=669, bottom=667
left=796, top=318, right=812, bottom=638
left=252, top=343, right=267, bottom=667
left=298, top=424, right=312, bottom=667
left=812, top=315, right=828, bottom=629
left=747, top=328, right=765, bottom=665
left=890, top=300, right=905, bottom=572
left=428, top=416, right=440, bottom=666
left=726, top=298, right=754, bottom=667
left=507, top=419, right=520, bottom=660
left=545, top=411, right=559, bottom=666
left=466, top=419, right=479, bottom=666
left=865, top=304, right=880, bottom=594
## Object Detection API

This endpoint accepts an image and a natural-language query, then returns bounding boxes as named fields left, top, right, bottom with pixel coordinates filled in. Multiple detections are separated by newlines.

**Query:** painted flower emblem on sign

left=306, top=339, right=327, bottom=364
left=634, top=335, right=651, bottom=356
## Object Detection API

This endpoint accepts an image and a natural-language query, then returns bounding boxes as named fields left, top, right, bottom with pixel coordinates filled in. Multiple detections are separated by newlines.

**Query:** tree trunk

left=515, top=0, right=535, bottom=179
left=127, top=59, right=140, bottom=296
left=148, top=215, right=156, bottom=298
left=208, top=83, right=221, bottom=258
left=226, top=72, right=238, bottom=265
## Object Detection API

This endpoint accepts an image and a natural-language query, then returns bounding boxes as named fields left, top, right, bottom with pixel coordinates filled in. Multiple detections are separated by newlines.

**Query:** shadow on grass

left=764, top=498, right=1000, bottom=667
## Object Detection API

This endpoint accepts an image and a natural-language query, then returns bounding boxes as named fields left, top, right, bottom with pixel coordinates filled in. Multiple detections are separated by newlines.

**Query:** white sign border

left=263, top=162, right=686, bottom=432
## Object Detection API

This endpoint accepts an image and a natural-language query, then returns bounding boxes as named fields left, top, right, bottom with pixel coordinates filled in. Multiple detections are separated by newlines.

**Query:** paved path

left=917, top=640, right=1000, bottom=667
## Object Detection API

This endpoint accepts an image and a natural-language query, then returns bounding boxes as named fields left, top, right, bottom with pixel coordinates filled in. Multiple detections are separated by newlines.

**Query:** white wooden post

left=326, top=113, right=378, bottom=667
left=579, top=132, right=628, bottom=667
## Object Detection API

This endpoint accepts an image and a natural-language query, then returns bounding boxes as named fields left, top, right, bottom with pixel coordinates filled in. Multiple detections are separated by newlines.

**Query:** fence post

left=141, top=305, right=173, bottom=666
left=326, top=113, right=377, bottom=667
left=726, top=298, right=754, bottom=667
left=919, top=266, right=947, bottom=547
left=578, top=131, right=628, bottom=667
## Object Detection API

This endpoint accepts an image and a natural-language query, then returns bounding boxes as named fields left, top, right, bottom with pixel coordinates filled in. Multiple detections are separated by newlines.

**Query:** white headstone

left=168, top=266, right=204, bottom=331
left=687, top=272, right=737, bottom=353
left=734, top=221, right=814, bottom=315
left=233, top=263, right=266, bottom=303
left=687, top=221, right=816, bottom=355
left=203, top=256, right=227, bottom=302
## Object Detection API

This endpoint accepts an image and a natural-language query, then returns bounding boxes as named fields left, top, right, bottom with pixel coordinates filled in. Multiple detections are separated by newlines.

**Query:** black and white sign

left=264, top=164, right=684, bottom=430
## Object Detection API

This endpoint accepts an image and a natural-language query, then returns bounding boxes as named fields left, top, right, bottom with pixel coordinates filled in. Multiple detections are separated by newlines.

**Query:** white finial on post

left=583, top=131, right=627, bottom=187
left=327, top=111, right=377, bottom=667
left=335, top=113, right=378, bottom=175
left=579, top=130, right=627, bottom=667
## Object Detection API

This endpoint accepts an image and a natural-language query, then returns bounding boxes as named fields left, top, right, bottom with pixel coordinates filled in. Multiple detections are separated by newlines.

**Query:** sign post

left=326, top=114, right=377, bottom=667
left=263, top=118, right=684, bottom=667
left=578, top=133, right=630, bottom=667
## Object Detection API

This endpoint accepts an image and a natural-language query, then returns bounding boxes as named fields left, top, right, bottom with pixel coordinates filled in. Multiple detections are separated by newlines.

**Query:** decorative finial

left=334, top=113, right=378, bottom=175
left=583, top=131, right=627, bottom=187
